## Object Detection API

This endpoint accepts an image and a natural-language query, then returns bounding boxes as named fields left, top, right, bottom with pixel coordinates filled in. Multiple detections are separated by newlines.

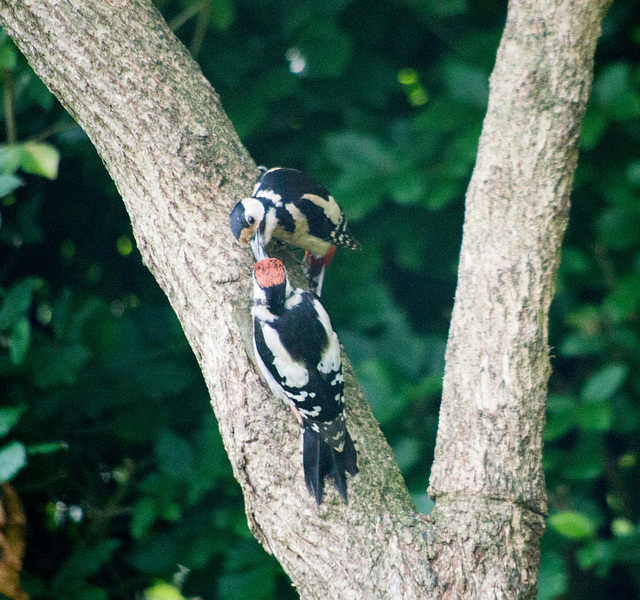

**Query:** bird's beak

left=250, top=229, right=268, bottom=261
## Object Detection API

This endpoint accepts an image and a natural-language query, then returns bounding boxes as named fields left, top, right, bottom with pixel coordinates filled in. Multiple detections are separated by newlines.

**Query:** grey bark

left=0, top=0, right=610, bottom=598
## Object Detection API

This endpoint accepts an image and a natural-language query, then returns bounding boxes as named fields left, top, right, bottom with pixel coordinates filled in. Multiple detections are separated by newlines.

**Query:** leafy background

left=1, top=0, right=639, bottom=598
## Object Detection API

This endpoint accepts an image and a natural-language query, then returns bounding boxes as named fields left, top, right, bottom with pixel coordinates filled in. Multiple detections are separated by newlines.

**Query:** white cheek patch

left=262, top=324, right=309, bottom=387
left=243, top=198, right=265, bottom=223
left=263, top=209, right=278, bottom=244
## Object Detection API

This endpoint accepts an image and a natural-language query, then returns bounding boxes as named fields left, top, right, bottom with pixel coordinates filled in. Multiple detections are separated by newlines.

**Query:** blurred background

left=0, top=0, right=639, bottom=598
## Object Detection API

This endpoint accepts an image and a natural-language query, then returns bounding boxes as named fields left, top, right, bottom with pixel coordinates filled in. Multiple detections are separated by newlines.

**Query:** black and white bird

left=251, top=257, right=358, bottom=504
left=230, top=167, right=360, bottom=296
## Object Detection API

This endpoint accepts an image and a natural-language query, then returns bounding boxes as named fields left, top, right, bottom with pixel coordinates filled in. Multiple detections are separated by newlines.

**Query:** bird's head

left=253, top=258, right=288, bottom=313
left=230, top=197, right=268, bottom=260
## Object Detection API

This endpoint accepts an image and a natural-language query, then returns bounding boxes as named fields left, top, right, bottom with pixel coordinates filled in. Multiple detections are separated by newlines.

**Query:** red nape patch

left=254, top=258, right=286, bottom=288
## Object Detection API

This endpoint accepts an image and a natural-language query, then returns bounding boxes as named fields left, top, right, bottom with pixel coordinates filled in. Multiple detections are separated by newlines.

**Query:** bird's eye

left=247, top=215, right=256, bottom=225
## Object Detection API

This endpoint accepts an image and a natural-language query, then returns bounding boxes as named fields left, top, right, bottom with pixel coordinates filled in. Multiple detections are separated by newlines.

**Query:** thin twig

left=27, top=120, right=80, bottom=143
left=3, top=68, right=17, bottom=144
left=167, top=1, right=205, bottom=31
left=190, top=0, right=211, bottom=59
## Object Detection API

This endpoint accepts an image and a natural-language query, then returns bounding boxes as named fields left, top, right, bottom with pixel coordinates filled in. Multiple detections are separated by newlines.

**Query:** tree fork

left=0, top=0, right=610, bottom=598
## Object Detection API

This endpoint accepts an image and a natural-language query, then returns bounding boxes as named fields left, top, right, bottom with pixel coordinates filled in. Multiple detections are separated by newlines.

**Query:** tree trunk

left=0, top=0, right=610, bottom=598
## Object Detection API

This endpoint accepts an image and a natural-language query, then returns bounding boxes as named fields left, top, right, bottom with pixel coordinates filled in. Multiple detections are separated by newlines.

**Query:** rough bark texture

left=0, top=0, right=609, bottom=598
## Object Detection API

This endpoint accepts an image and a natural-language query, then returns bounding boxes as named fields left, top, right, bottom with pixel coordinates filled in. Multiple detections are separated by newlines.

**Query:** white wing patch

left=313, top=299, right=341, bottom=375
left=262, top=324, right=309, bottom=387
left=319, top=332, right=341, bottom=375
left=313, top=298, right=333, bottom=336
left=256, top=188, right=283, bottom=206
left=284, top=203, right=310, bottom=241
left=301, top=193, right=342, bottom=226
left=253, top=336, right=289, bottom=403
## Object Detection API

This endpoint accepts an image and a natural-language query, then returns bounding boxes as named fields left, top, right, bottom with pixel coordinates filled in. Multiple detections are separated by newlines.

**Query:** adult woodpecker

left=230, top=167, right=360, bottom=296
left=252, top=257, right=358, bottom=504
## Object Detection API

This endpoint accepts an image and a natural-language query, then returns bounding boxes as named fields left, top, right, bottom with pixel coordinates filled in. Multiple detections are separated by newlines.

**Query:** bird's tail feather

left=303, top=427, right=358, bottom=504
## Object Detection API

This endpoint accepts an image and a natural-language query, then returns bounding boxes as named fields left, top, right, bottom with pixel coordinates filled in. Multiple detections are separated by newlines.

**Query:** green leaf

left=357, top=360, right=405, bottom=424
left=68, top=587, right=108, bottom=600
left=0, top=405, right=26, bottom=437
left=19, top=142, right=60, bottom=180
left=0, top=173, right=22, bottom=197
left=210, top=0, right=235, bottom=30
left=407, top=0, right=467, bottom=18
left=564, top=453, right=603, bottom=480
left=628, top=160, right=640, bottom=187
left=577, top=401, right=612, bottom=432
left=581, top=364, right=627, bottom=402
left=26, top=75, right=55, bottom=110
left=218, top=565, right=276, bottom=600
left=549, top=511, right=596, bottom=540
left=611, top=518, right=634, bottom=537
left=559, top=333, right=603, bottom=357
left=389, top=168, right=427, bottom=205
left=134, top=361, right=197, bottom=396
left=595, top=63, right=632, bottom=102
left=126, top=533, right=178, bottom=573
left=143, top=583, right=186, bottom=600
left=0, top=42, right=17, bottom=70
left=596, top=207, right=640, bottom=249
left=155, top=430, right=196, bottom=477
left=576, top=540, right=612, bottom=575
left=443, top=60, right=489, bottom=107
left=8, top=316, right=30, bottom=365
left=425, top=180, right=462, bottom=209
left=0, top=441, right=27, bottom=481
left=580, top=109, right=608, bottom=150
left=603, top=276, right=640, bottom=320
left=545, top=395, right=576, bottom=441
left=131, top=497, right=157, bottom=539
left=593, top=63, right=640, bottom=121
left=52, top=539, right=121, bottom=590
left=392, top=437, right=421, bottom=472
left=0, top=277, right=43, bottom=329
left=325, top=132, right=396, bottom=172
left=560, top=248, right=590, bottom=274
left=537, top=552, right=568, bottom=600
left=31, top=343, right=92, bottom=389
left=297, top=21, right=351, bottom=78
left=0, top=145, right=23, bottom=174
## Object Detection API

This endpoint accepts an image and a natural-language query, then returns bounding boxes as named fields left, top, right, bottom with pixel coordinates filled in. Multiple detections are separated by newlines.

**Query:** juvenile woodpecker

left=252, top=257, right=358, bottom=504
left=230, top=167, right=360, bottom=296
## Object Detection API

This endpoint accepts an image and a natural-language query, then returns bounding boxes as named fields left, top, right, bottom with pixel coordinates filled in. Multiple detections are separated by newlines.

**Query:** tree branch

left=0, top=0, right=609, bottom=598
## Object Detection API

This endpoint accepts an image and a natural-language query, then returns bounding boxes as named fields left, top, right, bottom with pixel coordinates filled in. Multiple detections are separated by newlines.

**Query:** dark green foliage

left=0, top=0, right=639, bottom=598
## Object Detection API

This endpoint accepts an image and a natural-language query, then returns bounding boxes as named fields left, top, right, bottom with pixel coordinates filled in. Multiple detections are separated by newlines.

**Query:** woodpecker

left=252, top=257, right=358, bottom=504
left=230, top=167, right=360, bottom=296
